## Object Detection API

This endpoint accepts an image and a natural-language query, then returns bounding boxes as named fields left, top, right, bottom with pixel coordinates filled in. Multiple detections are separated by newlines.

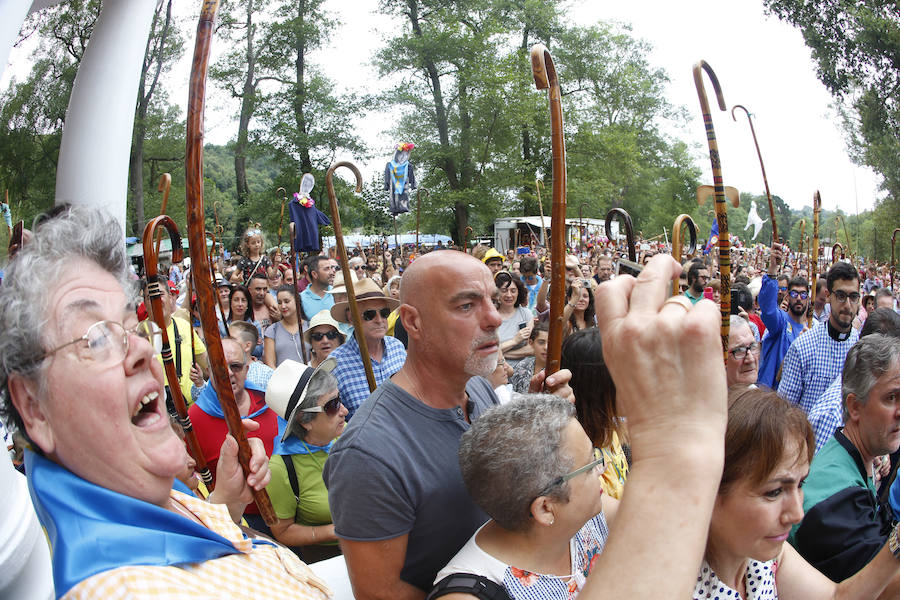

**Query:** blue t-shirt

left=300, top=286, right=334, bottom=322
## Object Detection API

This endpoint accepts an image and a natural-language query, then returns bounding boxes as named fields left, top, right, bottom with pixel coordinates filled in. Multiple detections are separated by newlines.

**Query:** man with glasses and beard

left=779, top=261, right=862, bottom=414
left=757, top=242, right=810, bottom=389
left=327, top=278, right=406, bottom=420
left=323, top=250, right=574, bottom=600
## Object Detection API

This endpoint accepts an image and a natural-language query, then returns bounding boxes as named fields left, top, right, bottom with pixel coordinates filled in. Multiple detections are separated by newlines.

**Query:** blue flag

left=703, top=218, right=719, bottom=255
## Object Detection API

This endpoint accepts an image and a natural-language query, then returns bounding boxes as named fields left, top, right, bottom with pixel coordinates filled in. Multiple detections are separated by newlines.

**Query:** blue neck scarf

left=194, top=378, right=268, bottom=420
left=275, top=436, right=334, bottom=456
left=389, top=160, right=409, bottom=195
left=25, top=450, right=245, bottom=598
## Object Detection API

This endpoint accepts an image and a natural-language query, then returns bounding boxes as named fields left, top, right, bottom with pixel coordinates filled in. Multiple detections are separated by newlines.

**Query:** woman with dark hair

left=227, top=284, right=253, bottom=324
left=495, top=271, right=533, bottom=368
left=509, top=322, right=548, bottom=394
left=263, top=285, right=309, bottom=367
left=695, top=386, right=900, bottom=598
left=564, top=278, right=596, bottom=335
left=561, top=328, right=628, bottom=500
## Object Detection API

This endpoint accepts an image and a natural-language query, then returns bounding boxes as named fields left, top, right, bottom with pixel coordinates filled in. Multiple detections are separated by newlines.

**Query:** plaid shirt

left=330, top=334, right=406, bottom=419
left=807, top=376, right=843, bottom=453
left=777, top=322, right=859, bottom=414
left=65, top=490, right=330, bottom=600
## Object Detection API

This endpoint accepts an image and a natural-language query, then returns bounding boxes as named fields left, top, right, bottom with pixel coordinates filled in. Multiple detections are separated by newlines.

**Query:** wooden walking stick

left=732, top=105, right=778, bottom=242
left=153, top=174, right=172, bottom=257
left=464, top=226, right=474, bottom=251
left=142, top=216, right=213, bottom=489
left=694, top=60, right=731, bottom=360
left=605, top=208, right=640, bottom=277
left=532, top=44, right=567, bottom=378
left=288, top=222, right=307, bottom=361
left=184, top=0, right=277, bottom=526
left=276, top=187, right=287, bottom=248
left=415, top=187, right=428, bottom=255
left=535, top=179, right=549, bottom=249
left=671, top=214, right=698, bottom=295
left=808, top=191, right=821, bottom=329
left=835, top=215, right=853, bottom=262
left=326, top=162, right=376, bottom=392
left=891, top=228, right=900, bottom=292
left=795, top=219, right=806, bottom=271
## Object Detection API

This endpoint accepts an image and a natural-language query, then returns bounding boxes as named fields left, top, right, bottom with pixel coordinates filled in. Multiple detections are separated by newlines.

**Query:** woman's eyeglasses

left=310, top=330, right=340, bottom=341
left=361, top=308, right=391, bottom=321
left=38, top=320, right=155, bottom=368
left=538, top=448, right=605, bottom=497
left=300, top=395, right=342, bottom=416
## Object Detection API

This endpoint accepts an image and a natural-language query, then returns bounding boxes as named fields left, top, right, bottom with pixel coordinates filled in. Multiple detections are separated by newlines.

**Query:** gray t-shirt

left=323, top=377, right=498, bottom=591
left=264, top=321, right=308, bottom=365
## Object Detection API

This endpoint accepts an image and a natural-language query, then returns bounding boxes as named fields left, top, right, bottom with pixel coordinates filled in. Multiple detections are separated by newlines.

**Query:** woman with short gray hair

left=264, top=358, right=347, bottom=563
left=432, top=395, right=614, bottom=599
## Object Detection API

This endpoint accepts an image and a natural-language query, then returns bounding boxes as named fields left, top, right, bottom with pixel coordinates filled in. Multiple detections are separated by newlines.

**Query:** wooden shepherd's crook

left=142, top=216, right=213, bottom=489
left=808, top=191, right=821, bottom=329
left=694, top=60, right=731, bottom=361
left=535, top=179, right=549, bottom=250
left=153, top=173, right=172, bottom=257
left=731, top=105, right=777, bottom=242
left=531, top=44, right=567, bottom=379
left=184, top=0, right=277, bottom=526
left=671, top=214, right=698, bottom=296
left=835, top=215, right=853, bottom=262
left=891, top=228, right=900, bottom=292
left=276, top=187, right=287, bottom=248
left=326, top=162, right=376, bottom=393
left=795, top=219, right=806, bottom=271
left=416, top=187, right=428, bottom=255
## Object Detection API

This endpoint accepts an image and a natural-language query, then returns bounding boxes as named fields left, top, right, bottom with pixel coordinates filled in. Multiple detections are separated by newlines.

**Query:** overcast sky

left=4, top=0, right=882, bottom=217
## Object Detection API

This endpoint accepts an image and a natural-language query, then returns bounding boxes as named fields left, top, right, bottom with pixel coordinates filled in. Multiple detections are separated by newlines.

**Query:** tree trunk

left=234, top=0, right=256, bottom=206
left=293, top=13, right=313, bottom=174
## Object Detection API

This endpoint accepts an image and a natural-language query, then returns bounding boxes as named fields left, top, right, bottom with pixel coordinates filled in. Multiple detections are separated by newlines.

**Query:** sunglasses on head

left=362, top=307, right=391, bottom=321
left=310, top=330, right=340, bottom=341
left=300, top=395, right=342, bottom=416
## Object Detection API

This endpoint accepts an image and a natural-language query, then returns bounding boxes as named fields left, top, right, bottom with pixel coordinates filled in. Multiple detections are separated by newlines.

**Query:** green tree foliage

left=762, top=0, right=900, bottom=206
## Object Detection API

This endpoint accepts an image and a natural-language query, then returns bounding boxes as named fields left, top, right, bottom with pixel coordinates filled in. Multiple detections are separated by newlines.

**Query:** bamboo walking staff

left=415, top=187, right=428, bottom=255
left=808, top=191, right=821, bottom=329
left=153, top=174, right=172, bottom=257
left=671, top=214, right=698, bottom=295
left=142, top=216, right=213, bottom=489
left=326, top=162, right=377, bottom=393
left=531, top=44, right=567, bottom=378
left=184, top=0, right=277, bottom=526
left=535, top=179, right=549, bottom=250
left=892, top=228, right=900, bottom=292
left=732, top=105, right=777, bottom=242
left=276, top=187, right=287, bottom=248
left=694, top=60, right=731, bottom=360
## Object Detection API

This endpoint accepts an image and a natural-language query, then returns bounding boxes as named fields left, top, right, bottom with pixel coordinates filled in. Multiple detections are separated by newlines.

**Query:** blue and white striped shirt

left=807, top=377, right=843, bottom=453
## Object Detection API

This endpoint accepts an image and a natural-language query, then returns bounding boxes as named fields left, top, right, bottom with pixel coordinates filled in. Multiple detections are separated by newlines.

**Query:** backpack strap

left=427, top=573, right=511, bottom=600
left=281, top=454, right=300, bottom=502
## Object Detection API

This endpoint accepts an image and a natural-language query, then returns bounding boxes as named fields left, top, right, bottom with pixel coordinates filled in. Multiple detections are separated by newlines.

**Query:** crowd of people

left=4, top=204, right=900, bottom=599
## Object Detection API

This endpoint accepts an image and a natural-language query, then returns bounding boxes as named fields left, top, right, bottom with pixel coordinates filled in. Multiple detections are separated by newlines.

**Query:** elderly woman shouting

left=265, top=358, right=347, bottom=563
left=0, top=206, right=330, bottom=599
left=432, top=395, right=616, bottom=599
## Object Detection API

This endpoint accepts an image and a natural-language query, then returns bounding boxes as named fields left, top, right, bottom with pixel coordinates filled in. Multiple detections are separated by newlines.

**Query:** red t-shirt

left=188, top=389, right=277, bottom=515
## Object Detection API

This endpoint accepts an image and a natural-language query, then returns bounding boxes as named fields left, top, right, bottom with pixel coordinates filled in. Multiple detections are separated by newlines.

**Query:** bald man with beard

left=323, top=250, right=573, bottom=600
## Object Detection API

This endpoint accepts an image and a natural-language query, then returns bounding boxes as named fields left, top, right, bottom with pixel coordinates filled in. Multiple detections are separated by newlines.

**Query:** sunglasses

left=228, top=361, right=246, bottom=373
left=778, top=286, right=788, bottom=291
left=362, top=307, right=391, bottom=321
left=300, top=395, right=342, bottom=416
left=310, top=330, right=340, bottom=342
left=788, top=290, right=809, bottom=300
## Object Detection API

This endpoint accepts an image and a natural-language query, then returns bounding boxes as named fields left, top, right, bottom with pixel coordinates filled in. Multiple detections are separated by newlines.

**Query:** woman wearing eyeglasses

left=263, top=285, right=315, bottom=368
left=432, top=395, right=616, bottom=599
left=303, top=310, right=346, bottom=368
left=264, top=358, right=347, bottom=563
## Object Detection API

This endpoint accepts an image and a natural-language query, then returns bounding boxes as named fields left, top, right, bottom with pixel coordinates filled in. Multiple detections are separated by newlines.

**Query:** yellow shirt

left=599, top=430, right=629, bottom=500
left=156, top=316, right=206, bottom=405
left=64, top=490, right=331, bottom=600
